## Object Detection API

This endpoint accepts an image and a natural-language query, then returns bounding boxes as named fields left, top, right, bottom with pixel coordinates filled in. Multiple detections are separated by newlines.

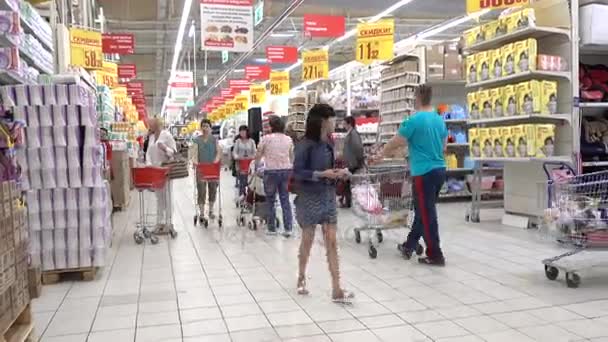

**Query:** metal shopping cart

left=132, top=166, right=177, bottom=244
left=350, top=165, right=422, bottom=259
left=540, top=162, right=608, bottom=288
left=193, top=162, right=223, bottom=228
left=235, top=158, right=254, bottom=208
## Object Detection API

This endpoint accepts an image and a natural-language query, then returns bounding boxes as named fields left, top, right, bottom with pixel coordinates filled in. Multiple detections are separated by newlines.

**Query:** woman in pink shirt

left=256, top=115, right=294, bottom=237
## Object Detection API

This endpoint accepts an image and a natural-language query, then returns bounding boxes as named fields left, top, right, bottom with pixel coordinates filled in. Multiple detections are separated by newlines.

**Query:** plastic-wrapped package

left=40, top=127, right=53, bottom=147
left=29, top=231, right=41, bottom=266
left=67, top=126, right=80, bottom=146
left=42, top=84, right=57, bottom=105
left=93, top=246, right=105, bottom=267
left=53, top=127, right=67, bottom=146
left=55, top=85, right=68, bottom=106
left=41, top=168, right=56, bottom=189
left=29, top=84, right=43, bottom=106
left=82, top=166, right=94, bottom=188
left=27, top=148, right=40, bottom=170
left=80, top=106, right=94, bottom=127
left=92, top=208, right=104, bottom=233
left=39, top=106, right=52, bottom=127
left=25, top=128, right=40, bottom=148
left=41, top=230, right=54, bottom=271
left=39, top=189, right=53, bottom=229
left=78, top=187, right=90, bottom=208
left=54, top=229, right=67, bottom=269
left=25, top=106, right=39, bottom=127
left=65, top=188, right=78, bottom=211
left=52, top=105, right=66, bottom=126
left=28, top=168, right=41, bottom=189
left=79, top=248, right=92, bottom=268
left=68, top=166, right=81, bottom=188
left=28, top=211, right=41, bottom=231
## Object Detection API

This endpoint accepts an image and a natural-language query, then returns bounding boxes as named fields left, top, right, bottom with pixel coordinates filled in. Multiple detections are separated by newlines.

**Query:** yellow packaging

left=513, top=8, right=535, bottom=31
left=468, top=91, right=480, bottom=119
left=489, top=127, right=503, bottom=158
left=516, top=80, right=542, bottom=115
left=541, top=80, right=558, bottom=115
left=479, top=128, right=493, bottom=158
left=482, top=21, right=499, bottom=41
left=463, top=26, right=483, bottom=47
left=514, top=38, right=537, bottom=73
left=503, top=85, right=517, bottom=116
left=501, top=127, right=516, bottom=158
left=490, top=87, right=504, bottom=117
left=477, top=51, right=491, bottom=82
left=511, top=124, right=532, bottom=157
left=466, top=54, right=478, bottom=84
left=496, top=16, right=508, bottom=36
left=505, top=12, right=520, bottom=33
left=501, top=43, right=516, bottom=76
left=535, top=124, right=556, bottom=157
left=490, top=49, right=502, bottom=79
left=469, top=128, right=481, bottom=158
left=478, top=90, right=492, bottom=119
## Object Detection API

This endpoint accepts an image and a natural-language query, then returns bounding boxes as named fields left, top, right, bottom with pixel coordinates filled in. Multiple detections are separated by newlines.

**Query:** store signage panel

left=69, top=28, right=103, bottom=70
left=303, top=14, right=345, bottom=38
left=200, top=0, right=254, bottom=52
left=228, top=79, right=251, bottom=91
left=301, top=49, right=329, bottom=81
left=254, top=0, right=264, bottom=26
left=170, top=71, right=194, bottom=104
left=95, top=60, right=119, bottom=88
left=245, top=65, right=270, bottom=80
left=356, top=19, right=394, bottom=65
left=125, top=82, right=144, bottom=97
left=266, top=46, right=298, bottom=64
left=234, top=94, right=249, bottom=111
left=102, top=33, right=135, bottom=54
left=269, top=71, right=289, bottom=96
left=466, top=0, right=529, bottom=14
left=117, top=64, right=137, bottom=79
left=249, top=84, right=266, bottom=104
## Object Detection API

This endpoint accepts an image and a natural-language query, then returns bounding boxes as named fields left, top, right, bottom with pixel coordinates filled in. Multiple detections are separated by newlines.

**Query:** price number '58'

left=85, top=51, right=102, bottom=68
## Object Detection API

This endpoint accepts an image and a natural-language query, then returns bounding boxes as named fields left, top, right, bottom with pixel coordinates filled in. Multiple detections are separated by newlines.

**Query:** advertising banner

left=466, top=0, right=529, bottom=14
left=170, top=71, right=194, bottom=104
left=303, top=14, right=345, bottom=38
left=102, top=33, right=135, bottom=54
left=356, top=19, right=394, bottom=65
left=245, top=65, right=270, bottom=80
left=117, top=64, right=137, bottom=79
left=69, top=28, right=103, bottom=70
left=269, top=71, right=289, bottom=96
left=301, top=49, right=329, bottom=81
left=228, top=79, right=250, bottom=91
left=200, top=0, right=254, bottom=52
left=266, top=46, right=298, bottom=64
left=249, top=84, right=266, bottom=105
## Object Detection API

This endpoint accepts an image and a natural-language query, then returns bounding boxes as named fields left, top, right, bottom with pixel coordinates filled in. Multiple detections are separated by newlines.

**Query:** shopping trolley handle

left=542, top=161, right=576, bottom=180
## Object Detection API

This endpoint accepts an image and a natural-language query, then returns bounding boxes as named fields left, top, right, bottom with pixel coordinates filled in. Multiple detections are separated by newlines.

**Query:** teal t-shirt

left=398, top=110, right=447, bottom=176
left=194, top=135, right=217, bottom=163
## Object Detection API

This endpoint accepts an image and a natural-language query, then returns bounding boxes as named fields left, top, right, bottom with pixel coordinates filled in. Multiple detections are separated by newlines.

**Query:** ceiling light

left=270, top=32, right=296, bottom=38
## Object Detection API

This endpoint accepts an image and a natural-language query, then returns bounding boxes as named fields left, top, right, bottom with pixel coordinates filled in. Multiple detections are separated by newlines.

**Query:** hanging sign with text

left=356, top=19, right=394, bottom=65
left=303, top=14, right=345, bottom=38
left=200, top=0, right=254, bottom=52
left=266, top=46, right=298, bottom=64
left=117, top=64, right=137, bottom=79
left=301, top=49, right=329, bottom=81
left=269, top=71, right=289, bottom=95
left=102, top=33, right=135, bottom=54
left=95, top=61, right=118, bottom=88
left=249, top=84, right=266, bottom=105
left=69, top=28, right=103, bottom=70
left=245, top=65, right=270, bottom=80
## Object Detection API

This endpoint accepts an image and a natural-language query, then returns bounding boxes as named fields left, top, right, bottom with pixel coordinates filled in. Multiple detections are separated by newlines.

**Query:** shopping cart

left=350, top=165, right=421, bottom=258
left=540, top=162, right=608, bottom=288
left=132, top=166, right=177, bottom=244
left=235, top=158, right=254, bottom=208
left=193, top=162, right=223, bottom=228
left=235, top=162, right=281, bottom=231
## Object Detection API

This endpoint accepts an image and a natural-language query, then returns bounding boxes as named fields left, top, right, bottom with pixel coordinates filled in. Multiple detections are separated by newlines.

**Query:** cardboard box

left=469, top=128, right=481, bottom=158
left=479, top=128, right=493, bottom=158
left=501, top=43, right=516, bottom=76
left=110, top=151, right=131, bottom=209
left=443, top=43, right=463, bottom=80
left=514, top=38, right=537, bottom=73
left=517, top=80, right=542, bottom=114
left=477, top=51, right=491, bottom=82
left=483, top=21, right=500, bottom=41
left=541, top=80, right=558, bottom=114
left=468, top=91, right=480, bottom=120
left=489, top=127, right=503, bottom=157
left=503, top=85, right=518, bottom=116
left=28, top=266, right=41, bottom=299
left=536, top=124, right=556, bottom=157
left=490, top=49, right=502, bottom=79
left=426, top=45, right=445, bottom=80
left=501, top=127, right=516, bottom=158
left=490, top=87, right=504, bottom=118
left=511, top=125, right=529, bottom=157
left=466, top=54, right=478, bottom=84
left=479, top=90, right=493, bottom=119
left=463, top=26, right=483, bottom=47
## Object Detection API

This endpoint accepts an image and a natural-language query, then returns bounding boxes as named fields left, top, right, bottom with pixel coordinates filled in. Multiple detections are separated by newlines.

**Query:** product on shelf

left=444, top=42, right=463, bottom=80
left=466, top=55, right=477, bottom=83
left=490, top=49, right=502, bottom=79
left=478, top=51, right=491, bottom=82
left=468, top=91, right=479, bottom=120
left=502, top=43, right=516, bottom=76
left=503, top=85, right=517, bottom=116
left=463, top=26, right=483, bottom=47
left=463, top=8, right=537, bottom=48
left=489, top=127, right=503, bottom=157
left=537, top=54, right=567, bottom=72
left=501, top=126, right=515, bottom=157
left=469, top=124, right=556, bottom=159
left=479, top=90, right=492, bottom=119
left=516, top=80, right=541, bottom=114
left=479, top=128, right=492, bottom=158
left=514, top=38, right=537, bottom=74
left=541, top=80, right=558, bottom=114
left=490, top=87, right=504, bottom=117
left=535, top=124, right=556, bottom=157
left=469, top=128, right=480, bottom=158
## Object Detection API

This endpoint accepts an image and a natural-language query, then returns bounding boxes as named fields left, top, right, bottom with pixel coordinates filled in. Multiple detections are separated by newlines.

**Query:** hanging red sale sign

left=102, top=33, right=135, bottom=54
left=125, top=82, right=144, bottom=97
left=131, top=96, right=146, bottom=105
left=245, top=65, right=270, bottom=80
left=228, top=79, right=251, bottom=91
left=266, top=46, right=298, bottom=64
left=221, top=88, right=236, bottom=100
left=303, top=14, right=345, bottom=38
left=117, top=64, right=136, bottom=79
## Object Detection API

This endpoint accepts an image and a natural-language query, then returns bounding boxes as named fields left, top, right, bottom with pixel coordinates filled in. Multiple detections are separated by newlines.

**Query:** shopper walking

left=192, top=119, right=221, bottom=219
left=341, top=116, right=365, bottom=208
left=374, top=85, right=447, bottom=266
left=293, top=104, right=353, bottom=303
left=233, top=125, right=256, bottom=197
left=146, top=117, right=177, bottom=229
left=256, top=115, right=294, bottom=237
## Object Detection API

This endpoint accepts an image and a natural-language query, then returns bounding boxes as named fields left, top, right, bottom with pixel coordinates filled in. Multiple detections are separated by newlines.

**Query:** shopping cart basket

left=540, top=162, right=608, bottom=288
left=235, top=158, right=255, bottom=207
left=193, top=162, right=223, bottom=228
left=350, top=166, right=421, bottom=258
left=132, top=166, right=177, bottom=244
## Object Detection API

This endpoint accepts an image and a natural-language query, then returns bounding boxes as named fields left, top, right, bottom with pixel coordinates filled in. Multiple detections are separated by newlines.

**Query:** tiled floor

left=33, top=175, right=608, bottom=341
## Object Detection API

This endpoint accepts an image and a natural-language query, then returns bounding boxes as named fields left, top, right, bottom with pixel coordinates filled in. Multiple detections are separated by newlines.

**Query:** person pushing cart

left=192, top=119, right=222, bottom=222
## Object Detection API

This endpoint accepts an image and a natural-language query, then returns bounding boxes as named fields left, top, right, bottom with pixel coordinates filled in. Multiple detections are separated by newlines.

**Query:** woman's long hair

left=305, top=104, right=335, bottom=142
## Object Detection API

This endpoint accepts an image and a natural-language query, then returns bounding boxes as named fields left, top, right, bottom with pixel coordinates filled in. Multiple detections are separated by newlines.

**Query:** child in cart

left=245, top=159, right=270, bottom=230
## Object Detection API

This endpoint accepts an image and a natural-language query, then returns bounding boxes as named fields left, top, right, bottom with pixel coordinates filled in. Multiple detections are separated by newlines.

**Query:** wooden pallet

left=1, top=304, right=34, bottom=342
left=41, top=267, right=98, bottom=285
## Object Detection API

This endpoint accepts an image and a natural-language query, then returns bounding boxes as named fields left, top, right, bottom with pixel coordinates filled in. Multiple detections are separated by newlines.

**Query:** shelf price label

left=70, top=28, right=103, bottom=70
left=466, top=0, right=529, bottom=14
left=250, top=84, right=266, bottom=105
left=301, top=49, right=328, bottom=81
left=270, top=71, right=290, bottom=95
left=95, top=61, right=118, bottom=88
left=356, top=19, right=394, bottom=65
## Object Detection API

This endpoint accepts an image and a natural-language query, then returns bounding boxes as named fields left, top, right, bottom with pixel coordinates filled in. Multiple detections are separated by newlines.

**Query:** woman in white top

left=233, top=125, right=256, bottom=197
left=146, top=117, right=177, bottom=230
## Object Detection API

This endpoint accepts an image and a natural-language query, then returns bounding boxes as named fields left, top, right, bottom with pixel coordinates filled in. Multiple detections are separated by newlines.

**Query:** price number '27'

left=303, top=65, right=324, bottom=80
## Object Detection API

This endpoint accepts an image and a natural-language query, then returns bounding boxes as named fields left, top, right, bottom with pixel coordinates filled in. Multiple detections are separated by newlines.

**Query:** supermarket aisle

left=32, top=173, right=608, bottom=342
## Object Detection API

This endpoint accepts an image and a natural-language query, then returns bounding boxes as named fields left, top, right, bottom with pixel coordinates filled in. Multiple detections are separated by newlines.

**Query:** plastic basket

left=132, top=167, right=169, bottom=190
left=196, top=162, right=221, bottom=180
left=238, top=159, right=254, bottom=174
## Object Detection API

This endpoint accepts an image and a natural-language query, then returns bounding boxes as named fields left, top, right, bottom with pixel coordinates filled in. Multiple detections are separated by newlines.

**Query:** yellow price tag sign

left=270, top=71, right=290, bottom=96
left=95, top=61, right=119, bottom=88
left=69, top=28, right=103, bottom=70
left=235, top=94, right=249, bottom=112
left=226, top=101, right=237, bottom=116
left=466, top=0, right=528, bottom=14
left=249, top=84, right=266, bottom=105
left=356, top=19, right=394, bottom=65
left=301, top=49, right=329, bottom=81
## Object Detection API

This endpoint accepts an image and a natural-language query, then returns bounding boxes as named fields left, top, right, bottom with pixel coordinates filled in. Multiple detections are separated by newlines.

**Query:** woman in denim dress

left=293, top=104, right=353, bottom=303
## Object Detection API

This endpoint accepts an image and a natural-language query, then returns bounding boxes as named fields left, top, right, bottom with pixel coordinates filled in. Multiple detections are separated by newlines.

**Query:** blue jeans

left=264, top=170, right=293, bottom=232
left=237, top=174, right=248, bottom=196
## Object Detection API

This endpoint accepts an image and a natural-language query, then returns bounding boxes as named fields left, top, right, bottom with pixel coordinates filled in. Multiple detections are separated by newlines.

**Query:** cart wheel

left=471, top=213, right=480, bottom=223
left=133, top=233, right=144, bottom=245
left=170, top=229, right=178, bottom=239
left=465, top=214, right=470, bottom=222
left=202, top=218, right=209, bottom=228
left=193, top=215, right=198, bottom=226
left=355, top=230, right=361, bottom=244
left=376, top=230, right=383, bottom=243
left=248, top=221, right=253, bottom=230
left=415, top=244, right=424, bottom=256
left=566, top=272, right=580, bottom=288
left=544, top=265, right=559, bottom=281
left=150, top=235, right=159, bottom=245
left=218, top=218, right=223, bottom=228
left=143, top=229, right=151, bottom=238
left=368, top=245, right=377, bottom=259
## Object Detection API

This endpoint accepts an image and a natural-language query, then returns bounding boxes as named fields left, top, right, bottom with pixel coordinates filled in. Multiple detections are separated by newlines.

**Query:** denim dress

left=293, top=140, right=337, bottom=227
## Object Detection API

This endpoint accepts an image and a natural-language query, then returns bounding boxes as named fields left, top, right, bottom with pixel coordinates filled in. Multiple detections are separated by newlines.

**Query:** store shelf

left=381, top=71, right=420, bottom=82
left=19, top=48, right=53, bottom=74
left=444, top=119, right=468, bottom=124
left=381, top=97, right=415, bottom=104
left=472, top=156, right=571, bottom=163
left=466, top=70, right=571, bottom=89
left=440, top=191, right=472, bottom=199
left=381, top=107, right=414, bottom=115
left=382, top=83, right=419, bottom=92
left=447, top=168, right=474, bottom=173
left=465, top=26, right=570, bottom=53
left=468, top=114, right=571, bottom=126
left=350, top=108, right=380, bottom=113
left=426, top=79, right=466, bottom=86
left=446, top=143, right=469, bottom=148
left=0, top=70, right=27, bottom=85
left=579, top=102, right=608, bottom=108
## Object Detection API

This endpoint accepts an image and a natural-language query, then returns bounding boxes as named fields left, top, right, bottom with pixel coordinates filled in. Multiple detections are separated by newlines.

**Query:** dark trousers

left=405, top=168, right=446, bottom=260
left=237, top=174, right=248, bottom=196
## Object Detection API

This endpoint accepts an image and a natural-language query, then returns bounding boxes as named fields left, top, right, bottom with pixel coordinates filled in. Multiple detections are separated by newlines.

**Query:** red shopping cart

left=193, top=162, right=223, bottom=228
left=132, top=166, right=177, bottom=244
left=235, top=158, right=255, bottom=208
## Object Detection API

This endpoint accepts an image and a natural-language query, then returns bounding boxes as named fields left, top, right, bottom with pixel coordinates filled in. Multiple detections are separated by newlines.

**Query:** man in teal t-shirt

left=376, top=85, right=447, bottom=266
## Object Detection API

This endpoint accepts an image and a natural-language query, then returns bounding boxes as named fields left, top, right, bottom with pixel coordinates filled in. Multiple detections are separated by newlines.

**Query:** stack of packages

left=0, top=180, right=29, bottom=330
left=4, top=82, right=112, bottom=271
left=96, top=85, right=113, bottom=132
